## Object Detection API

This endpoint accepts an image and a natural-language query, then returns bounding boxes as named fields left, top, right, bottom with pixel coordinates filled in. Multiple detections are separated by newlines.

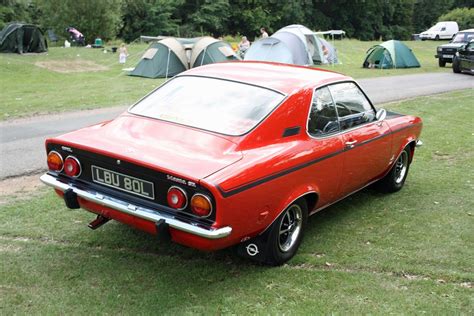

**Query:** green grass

left=0, top=44, right=162, bottom=120
left=0, top=39, right=454, bottom=121
left=1, top=90, right=473, bottom=314
left=318, top=39, right=452, bottom=77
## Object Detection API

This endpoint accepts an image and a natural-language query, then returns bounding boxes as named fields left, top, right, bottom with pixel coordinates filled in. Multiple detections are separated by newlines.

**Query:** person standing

left=118, top=43, right=128, bottom=64
left=238, top=36, right=251, bottom=58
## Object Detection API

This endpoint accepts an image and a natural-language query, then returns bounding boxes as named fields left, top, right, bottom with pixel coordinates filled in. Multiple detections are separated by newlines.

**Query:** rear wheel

left=452, top=56, right=461, bottom=73
left=265, top=199, right=308, bottom=265
left=438, top=59, right=446, bottom=67
left=375, top=147, right=411, bottom=193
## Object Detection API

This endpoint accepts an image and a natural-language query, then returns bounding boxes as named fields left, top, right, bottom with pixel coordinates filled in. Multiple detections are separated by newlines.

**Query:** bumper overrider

left=40, top=173, right=232, bottom=240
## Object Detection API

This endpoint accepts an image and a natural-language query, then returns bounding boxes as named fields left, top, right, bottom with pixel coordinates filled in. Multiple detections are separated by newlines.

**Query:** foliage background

left=0, top=0, right=473, bottom=43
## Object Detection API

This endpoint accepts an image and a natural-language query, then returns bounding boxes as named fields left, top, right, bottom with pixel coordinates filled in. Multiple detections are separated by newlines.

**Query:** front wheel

left=375, top=147, right=411, bottom=193
left=435, top=35, right=440, bottom=40
left=452, top=57, right=461, bottom=73
left=265, top=199, right=308, bottom=265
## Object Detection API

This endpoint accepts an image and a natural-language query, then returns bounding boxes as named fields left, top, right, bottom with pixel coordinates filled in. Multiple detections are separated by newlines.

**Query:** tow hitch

left=88, top=215, right=110, bottom=230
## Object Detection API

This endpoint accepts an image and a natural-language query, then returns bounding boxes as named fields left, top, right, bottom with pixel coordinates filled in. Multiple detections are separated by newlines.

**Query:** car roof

left=182, top=61, right=351, bottom=95
left=458, top=29, right=474, bottom=33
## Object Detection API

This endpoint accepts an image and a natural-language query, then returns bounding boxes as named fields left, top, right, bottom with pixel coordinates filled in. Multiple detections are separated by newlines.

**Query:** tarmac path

left=0, top=72, right=472, bottom=180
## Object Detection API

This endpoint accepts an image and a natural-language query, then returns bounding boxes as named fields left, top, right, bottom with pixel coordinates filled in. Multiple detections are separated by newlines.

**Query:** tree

left=438, top=7, right=474, bottom=31
left=36, top=0, right=122, bottom=43
left=412, top=0, right=455, bottom=32
left=0, top=0, right=38, bottom=29
left=187, top=0, right=230, bottom=37
left=119, top=0, right=181, bottom=42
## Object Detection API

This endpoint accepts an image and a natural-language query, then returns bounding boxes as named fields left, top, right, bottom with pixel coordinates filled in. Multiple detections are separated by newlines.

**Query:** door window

left=328, top=82, right=375, bottom=130
left=307, top=86, right=340, bottom=136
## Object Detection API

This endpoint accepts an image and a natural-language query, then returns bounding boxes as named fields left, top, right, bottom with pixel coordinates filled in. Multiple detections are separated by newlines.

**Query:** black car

left=435, top=29, right=474, bottom=67
left=453, top=40, right=474, bottom=74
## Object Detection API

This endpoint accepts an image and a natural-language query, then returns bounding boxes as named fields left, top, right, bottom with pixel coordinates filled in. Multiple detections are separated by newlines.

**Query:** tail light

left=64, top=156, right=81, bottom=177
left=47, top=151, right=63, bottom=172
left=190, top=194, right=212, bottom=217
left=167, top=186, right=187, bottom=210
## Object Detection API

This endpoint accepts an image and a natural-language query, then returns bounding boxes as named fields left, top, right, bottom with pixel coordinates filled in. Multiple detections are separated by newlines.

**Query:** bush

left=438, top=7, right=474, bottom=31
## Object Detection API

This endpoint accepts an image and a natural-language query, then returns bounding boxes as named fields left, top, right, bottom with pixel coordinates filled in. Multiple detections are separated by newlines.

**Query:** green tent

left=129, top=36, right=238, bottom=79
left=363, top=40, right=420, bottom=69
left=190, top=37, right=239, bottom=68
left=129, top=38, right=187, bottom=79
left=0, top=22, right=48, bottom=54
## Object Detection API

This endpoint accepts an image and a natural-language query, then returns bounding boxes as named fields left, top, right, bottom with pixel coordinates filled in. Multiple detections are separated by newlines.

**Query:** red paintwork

left=45, top=61, right=423, bottom=251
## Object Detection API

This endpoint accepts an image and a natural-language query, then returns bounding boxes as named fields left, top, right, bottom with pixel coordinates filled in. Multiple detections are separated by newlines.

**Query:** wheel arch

left=261, top=188, right=319, bottom=235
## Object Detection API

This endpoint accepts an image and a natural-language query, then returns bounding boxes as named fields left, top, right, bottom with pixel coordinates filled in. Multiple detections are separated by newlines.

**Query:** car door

left=460, top=41, right=474, bottom=69
left=328, top=82, right=392, bottom=197
left=306, top=86, right=344, bottom=207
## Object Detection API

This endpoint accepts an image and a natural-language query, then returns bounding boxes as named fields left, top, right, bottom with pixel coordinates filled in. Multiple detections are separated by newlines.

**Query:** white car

left=420, top=21, right=459, bottom=40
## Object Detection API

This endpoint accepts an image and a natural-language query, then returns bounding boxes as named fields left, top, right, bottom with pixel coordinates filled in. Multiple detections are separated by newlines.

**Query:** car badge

left=246, top=243, right=259, bottom=256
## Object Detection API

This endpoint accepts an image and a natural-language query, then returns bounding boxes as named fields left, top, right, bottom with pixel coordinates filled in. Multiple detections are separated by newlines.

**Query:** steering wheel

left=336, top=102, right=352, bottom=116
left=322, top=121, right=339, bottom=133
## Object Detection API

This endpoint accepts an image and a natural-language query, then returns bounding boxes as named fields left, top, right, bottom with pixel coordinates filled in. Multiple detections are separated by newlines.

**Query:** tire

left=435, top=35, right=440, bottom=40
left=438, top=59, right=446, bottom=67
left=375, top=147, right=411, bottom=193
left=264, top=199, right=308, bottom=265
left=452, top=57, right=461, bottom=73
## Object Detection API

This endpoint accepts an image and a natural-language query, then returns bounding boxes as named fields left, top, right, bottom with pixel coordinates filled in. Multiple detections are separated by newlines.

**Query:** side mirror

left=376, top=108, right=387, bottom=121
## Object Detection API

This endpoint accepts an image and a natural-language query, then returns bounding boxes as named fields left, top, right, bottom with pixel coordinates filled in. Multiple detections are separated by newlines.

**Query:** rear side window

left=328, top=82, right=375, bottom=130
left=308, top=86, right=339, bottom=136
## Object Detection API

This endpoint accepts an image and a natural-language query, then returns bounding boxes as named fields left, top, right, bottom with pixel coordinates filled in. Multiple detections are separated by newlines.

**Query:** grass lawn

left=1, top=90, right=473, bottom=314
left=0, top=44, right=159, bottom=120
left=0, top=39, right=453, bottom=121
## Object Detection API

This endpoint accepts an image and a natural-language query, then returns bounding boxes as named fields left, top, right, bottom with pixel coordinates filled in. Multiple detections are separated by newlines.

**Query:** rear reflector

left=64, top=156, right=81, bottom=177
left=47, top=151, right=63, bottom=172
left=167, top=186, right=187, bottom=210
left=190, top=194, right=212, bottom=217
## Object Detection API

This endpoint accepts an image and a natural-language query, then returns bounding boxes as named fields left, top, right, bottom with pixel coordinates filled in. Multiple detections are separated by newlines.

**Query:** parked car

left=436, top=29, right=474, bottom=67
left=41, top=62, right=423, bottom=265
left=453, top=39, right=474, bottom=74
left=420, top=21, right=458, bottom=41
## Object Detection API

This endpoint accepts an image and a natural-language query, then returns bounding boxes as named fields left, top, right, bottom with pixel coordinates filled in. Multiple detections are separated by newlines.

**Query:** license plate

left=91, top=165, right=154, bottom=200
left=442, top=54, right=453, bottom=58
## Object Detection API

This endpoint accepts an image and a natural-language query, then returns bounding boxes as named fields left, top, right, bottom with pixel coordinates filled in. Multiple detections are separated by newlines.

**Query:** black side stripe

left=216, top=122, right=421, bottom=198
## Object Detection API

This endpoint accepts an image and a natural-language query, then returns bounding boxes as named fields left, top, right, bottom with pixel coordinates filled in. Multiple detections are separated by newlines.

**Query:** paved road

left=0, top=72, right=472, bottom=179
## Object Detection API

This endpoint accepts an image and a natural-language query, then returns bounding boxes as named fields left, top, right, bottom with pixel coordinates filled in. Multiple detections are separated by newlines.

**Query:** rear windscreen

left=129, top=76, right=285, bottom=136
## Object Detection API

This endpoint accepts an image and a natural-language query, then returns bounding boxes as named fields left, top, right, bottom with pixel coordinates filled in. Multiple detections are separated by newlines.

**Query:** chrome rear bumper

left=40, top=174, right=232, bottom=239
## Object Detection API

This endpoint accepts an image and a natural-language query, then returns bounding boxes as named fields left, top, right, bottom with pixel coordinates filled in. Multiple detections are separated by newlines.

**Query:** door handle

left=345, top=140, right=357, bottom=148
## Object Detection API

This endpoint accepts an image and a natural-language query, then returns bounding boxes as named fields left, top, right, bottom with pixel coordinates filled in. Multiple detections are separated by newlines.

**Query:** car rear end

left=42, top=139, right=235, bottom=250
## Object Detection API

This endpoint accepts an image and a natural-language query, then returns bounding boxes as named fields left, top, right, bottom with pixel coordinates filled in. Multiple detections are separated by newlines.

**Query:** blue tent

left=244, top=37, right=293, bottom=64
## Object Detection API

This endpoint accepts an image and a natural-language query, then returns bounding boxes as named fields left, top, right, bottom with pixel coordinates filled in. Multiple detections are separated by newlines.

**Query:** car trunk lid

left=51, top=114, right=243, bottom=180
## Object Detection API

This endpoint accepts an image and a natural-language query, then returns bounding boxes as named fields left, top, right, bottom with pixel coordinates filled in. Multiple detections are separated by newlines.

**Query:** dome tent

left=129, top=36, right=238, bottom=79
left=129, top=38, right=188, bottom=79
left=190, top=37, right=237, bottom=68
left=243, top=37, right=294, bottom=64
left=0, top=22, right=48, bottom=54
left=244, top=24, right=338, bottom=66
left=275, top=24, right=322, bottom=65
left=363, top=40, right=420, bottom=69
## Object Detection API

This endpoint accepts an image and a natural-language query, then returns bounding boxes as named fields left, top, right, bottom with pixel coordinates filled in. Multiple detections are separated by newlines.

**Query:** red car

left=41, top=62, right=422, bottom=265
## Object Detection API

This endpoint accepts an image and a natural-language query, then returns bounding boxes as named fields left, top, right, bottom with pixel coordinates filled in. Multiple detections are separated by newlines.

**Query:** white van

left=420, top=21, right=459, bottom=40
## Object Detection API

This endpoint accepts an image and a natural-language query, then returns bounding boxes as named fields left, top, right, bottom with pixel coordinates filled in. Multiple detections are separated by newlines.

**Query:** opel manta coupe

left=41, top=62, right=423, bottom=265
